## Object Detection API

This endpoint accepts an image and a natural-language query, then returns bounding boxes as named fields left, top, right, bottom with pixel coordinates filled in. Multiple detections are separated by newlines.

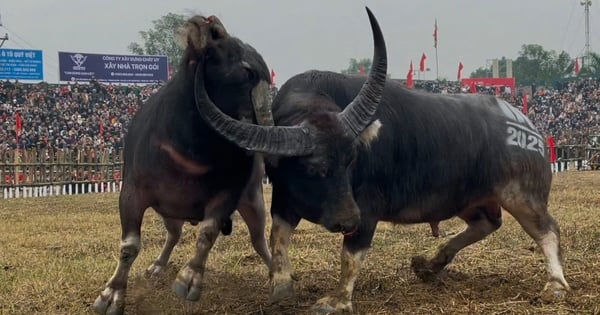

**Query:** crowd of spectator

left=526, top=78, right=600, bottom=145
left=414, top=78, right=600, bottom=145
left=0, top=79, right=161, bottom=154
left=1, top=77, right=599, bottom=156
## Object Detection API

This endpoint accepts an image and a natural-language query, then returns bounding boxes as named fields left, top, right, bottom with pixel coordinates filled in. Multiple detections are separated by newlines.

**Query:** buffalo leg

left=267, top=213, right=300, bottom=304
left=146, top=217, right=184, bottom=277
left=429, top=221, right=440, bottom=237
left=311, top=221, right=377, bottom=314
left=238, top=199, right=272, bottom=269
left=173, top=191, right=236, bottom=301
left=411, top=205, right=502, bottom=281
left=94, top=185, right=147, bottom=315
left=501, top=192, right=570, bottom=300
left=237, top=156, right=272, bottom=268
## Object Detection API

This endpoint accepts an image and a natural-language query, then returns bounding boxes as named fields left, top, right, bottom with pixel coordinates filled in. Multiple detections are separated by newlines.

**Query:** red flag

left=359, top=64, right=366, bottom=75
left=270, top=69, right=276, bottom=87
left=419, top=53, right=427, bottom=72
left=457, top=62, right=464, bottom=80
left=14, top=112, right=22, bottom=149
left=574, top=58, right=580, bottom=75
left=433, top=19, right=438, bottom=48
left=406, top=61, right=414, bottom=88
left=99, top=120, right=104, bottom=137
left=15, top=112, right=22, bottom=139
left=522, top=94, right=528, bottom=114
left=547, top=136, right=556, bottom=163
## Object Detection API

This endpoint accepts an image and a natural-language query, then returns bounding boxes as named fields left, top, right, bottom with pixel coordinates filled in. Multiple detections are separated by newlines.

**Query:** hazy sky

left=1, top=0, right=597, bottom=84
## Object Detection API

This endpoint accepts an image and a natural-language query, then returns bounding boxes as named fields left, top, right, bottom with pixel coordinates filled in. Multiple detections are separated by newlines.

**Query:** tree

left=578, top=52, right=600, bottom=77
left=341, top=58, right=372, bottom=74
left=128, top=13, right=187, bottom=71
left=469, top=57, right=510, bottom=78
left=470, top=67, right=490, bottom=78
left=512, top=44, right=572, bottom=86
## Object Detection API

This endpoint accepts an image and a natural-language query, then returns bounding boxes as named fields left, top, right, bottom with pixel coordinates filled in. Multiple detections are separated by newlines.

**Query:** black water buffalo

left=93, top=15, right=273, bottom=315
left=194, top=8, right=570, bottom=314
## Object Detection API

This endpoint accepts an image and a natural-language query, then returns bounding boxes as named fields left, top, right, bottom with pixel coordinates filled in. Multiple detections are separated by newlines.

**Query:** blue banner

left=58, top=51, right=168, bottom=83
left=0, top=48, right=44, bottom=80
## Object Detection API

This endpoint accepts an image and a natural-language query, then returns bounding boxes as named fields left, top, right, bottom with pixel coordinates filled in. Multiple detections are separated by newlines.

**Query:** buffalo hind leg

left=312, top=221, right=377, bottom=314
left=501, top=197, right=570, bottom=300
left=173, top=191, right=235, bottom=301
left=146, top=217, right=184, bottom=277
left=412, top=205, right=502, bottom=282
left=94, top=185, right=147, bottom=315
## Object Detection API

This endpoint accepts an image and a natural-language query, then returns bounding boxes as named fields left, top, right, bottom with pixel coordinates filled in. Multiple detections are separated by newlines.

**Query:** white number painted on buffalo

left=506, top=124, right=545, bottom=156
left=497, top=99, right=545, bottom=157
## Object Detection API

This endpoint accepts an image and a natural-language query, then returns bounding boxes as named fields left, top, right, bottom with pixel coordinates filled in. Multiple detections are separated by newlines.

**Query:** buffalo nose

left=336, top=218, right=360, bottom=237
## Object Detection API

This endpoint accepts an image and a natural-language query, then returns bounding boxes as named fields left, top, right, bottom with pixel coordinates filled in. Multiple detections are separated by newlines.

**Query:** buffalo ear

left=175, top=24, right=190, bottom=49
left=356, top=119, right=382, bottom=147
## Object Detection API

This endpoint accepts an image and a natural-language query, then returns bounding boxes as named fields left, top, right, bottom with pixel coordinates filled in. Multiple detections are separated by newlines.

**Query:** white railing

left=3, top=181, right=122, bottom=199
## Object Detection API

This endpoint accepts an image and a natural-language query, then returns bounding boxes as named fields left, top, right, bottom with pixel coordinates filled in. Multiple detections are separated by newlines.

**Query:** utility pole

left=581, top=0, right=592, bottom=66
left=0, top=13, right=8, bottom=48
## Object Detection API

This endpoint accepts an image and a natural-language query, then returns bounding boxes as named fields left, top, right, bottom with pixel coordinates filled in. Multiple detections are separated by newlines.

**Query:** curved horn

left=194, top=62, right=314, bottom=156
left=338, top=7, right=388, bottom=137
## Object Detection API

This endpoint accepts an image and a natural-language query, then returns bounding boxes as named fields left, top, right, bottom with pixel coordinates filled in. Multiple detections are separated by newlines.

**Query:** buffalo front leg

left=429, top=221, right=441, bottom=237
left=146, top=217, right=184, bottom=277
left=268, top=214, right=300, bottom=304
left=173, top=191, right=235, bottom=301
left=312, top=222, right=376, bottom=314
left=238, top=201, right=272, bottom=269
left=94, top=187, right=146, bottom=315
left=238, top=157, right=271, bottom=268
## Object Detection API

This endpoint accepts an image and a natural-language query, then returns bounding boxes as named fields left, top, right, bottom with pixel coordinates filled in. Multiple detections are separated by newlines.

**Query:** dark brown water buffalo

left=93, top=15, right=273, bottom=315
left=192, top=6, right=570, bottom=313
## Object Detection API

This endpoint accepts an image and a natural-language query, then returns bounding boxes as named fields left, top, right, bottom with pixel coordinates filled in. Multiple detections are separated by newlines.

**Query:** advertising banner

left=0, top=48, right=43, bottom=80
left=59, top=51, right=168, bottom=83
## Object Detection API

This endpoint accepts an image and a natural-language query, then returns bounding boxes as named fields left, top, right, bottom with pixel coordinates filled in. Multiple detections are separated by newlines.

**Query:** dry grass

left=1, top=172, right=599, bottom=315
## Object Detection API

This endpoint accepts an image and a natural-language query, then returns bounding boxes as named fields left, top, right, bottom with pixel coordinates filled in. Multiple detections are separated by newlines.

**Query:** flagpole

left=435, top=46, right=439, bottom=81
left=433, top=18, right=439, bottom=81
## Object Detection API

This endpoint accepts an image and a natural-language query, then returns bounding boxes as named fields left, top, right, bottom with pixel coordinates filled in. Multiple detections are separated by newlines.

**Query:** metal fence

left=552, top=145, right=600, bottom=172
left=1, top=145, right=599, bottom=199
left=1, top=147, right=123, bottom=199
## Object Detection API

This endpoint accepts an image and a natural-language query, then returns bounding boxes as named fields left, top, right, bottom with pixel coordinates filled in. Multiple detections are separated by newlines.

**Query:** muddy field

left=1, top=171, right=599, bottom=314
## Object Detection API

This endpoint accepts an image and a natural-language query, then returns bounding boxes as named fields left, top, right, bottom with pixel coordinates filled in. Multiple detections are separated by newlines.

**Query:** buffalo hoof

left=540, top=281, right=569, bottom=302
left=311, top=296, right=352, bottom=314
left=145, top=262, right=167, bottom=278
left=173, top=265, right=204, bottom=301
left=410, top=256, right=438, bottom=282
left=268, top=279, right=294, bottom=304
left=93, top=287, right=125, bottom=315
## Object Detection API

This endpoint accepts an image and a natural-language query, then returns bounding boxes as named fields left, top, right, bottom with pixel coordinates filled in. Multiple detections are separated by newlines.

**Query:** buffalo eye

left=306, top=162, right=328, bottom=178
left=245, top=68, right=256, bottom=82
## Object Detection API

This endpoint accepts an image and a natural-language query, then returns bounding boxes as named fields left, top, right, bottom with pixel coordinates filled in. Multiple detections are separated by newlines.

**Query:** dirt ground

left=1, top=171, right=599, bottom=315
